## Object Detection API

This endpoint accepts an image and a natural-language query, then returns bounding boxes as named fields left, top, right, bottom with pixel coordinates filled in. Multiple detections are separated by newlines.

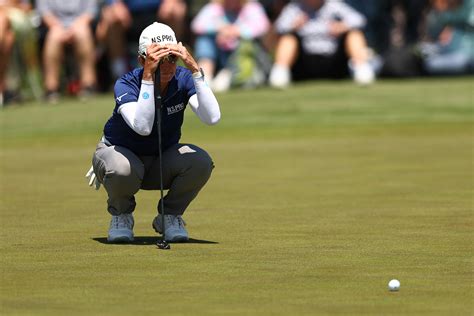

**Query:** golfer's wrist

left=188, top=61, right=200, bottom=75
left=142, top=71, right=154, bottom=81
left=192, top=68, right=205, bottom=79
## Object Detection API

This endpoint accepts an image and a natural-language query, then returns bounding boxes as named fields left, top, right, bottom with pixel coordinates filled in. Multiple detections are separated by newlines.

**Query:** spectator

left=36, top=0, right=99, bottom=103
left=0, top=0, right=41, bottom=106
left=345, top=0, right=428, bottom=55
left=344, top=0, right=391, bottom=54
left=259, top=0, right=290, bottom=21
left=420, top=0, right=474, bottom=75
left=258, top=0, right=290, bottom=53
left=268, top=0, right=376, bottom=88
left=392, top=0, right=428, bottom=48
left=95, top=0, right=187, bottom=82
left=0, top=7, right=14, bottom=105
left=191, top=0, right=271, bottom=92
left=344, top=0, right=429, bottom=78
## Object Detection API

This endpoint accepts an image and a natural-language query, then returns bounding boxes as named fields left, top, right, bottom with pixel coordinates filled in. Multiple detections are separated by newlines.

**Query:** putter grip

left=154, top=67, right=161, bottom=105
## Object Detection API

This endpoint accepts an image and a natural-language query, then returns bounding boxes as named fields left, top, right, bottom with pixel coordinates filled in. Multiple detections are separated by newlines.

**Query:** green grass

left=1, top=78, right=473, bottom=315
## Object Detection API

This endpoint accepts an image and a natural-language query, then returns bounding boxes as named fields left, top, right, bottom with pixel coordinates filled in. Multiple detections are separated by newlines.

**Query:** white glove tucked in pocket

left=85, top=166, right=101, bottom=190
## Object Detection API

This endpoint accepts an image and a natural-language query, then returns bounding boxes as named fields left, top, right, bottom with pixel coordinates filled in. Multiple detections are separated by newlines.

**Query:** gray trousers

left=92, top=142, right=214, bottom=216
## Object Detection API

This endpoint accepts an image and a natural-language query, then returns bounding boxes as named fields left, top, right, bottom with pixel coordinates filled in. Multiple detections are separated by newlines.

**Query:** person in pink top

left=191, top=0, right=270, bottom=91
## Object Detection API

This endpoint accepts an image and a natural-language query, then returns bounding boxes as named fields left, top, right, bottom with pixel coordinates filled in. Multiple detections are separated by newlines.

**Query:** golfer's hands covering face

left=142, top=42, right=200, bottom=80
left=167, top=42, right=200, bottom=74
left=142, top=44, right=174, bottom=80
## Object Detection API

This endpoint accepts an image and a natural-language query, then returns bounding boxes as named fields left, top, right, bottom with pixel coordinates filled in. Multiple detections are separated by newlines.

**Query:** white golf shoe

left=152, top=215, right=189, bottom=242
left=212, top=68, right=233, bottom=92
left=269, top=64, right=291, bottom=89
left=351, top=62, right=375, bottom=85
left=107, top=213, right=134, bottom=243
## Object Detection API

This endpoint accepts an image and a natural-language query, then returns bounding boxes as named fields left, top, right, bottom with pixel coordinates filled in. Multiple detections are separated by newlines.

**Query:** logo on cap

left=151, top=35, right=175, bottom=43
left=138, top=22, right=177, bottom=56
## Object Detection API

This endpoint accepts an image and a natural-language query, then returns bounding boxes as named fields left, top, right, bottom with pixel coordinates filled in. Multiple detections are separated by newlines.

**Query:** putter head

left=157, top=239, right=170, bottom=250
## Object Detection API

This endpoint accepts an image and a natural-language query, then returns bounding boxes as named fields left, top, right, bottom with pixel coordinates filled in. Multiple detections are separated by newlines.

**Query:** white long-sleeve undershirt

left=118, top=73, right=221, bottom=136
left=118, top=80, right=155, bottom=136
left=188, top=72, right=221, bottom=125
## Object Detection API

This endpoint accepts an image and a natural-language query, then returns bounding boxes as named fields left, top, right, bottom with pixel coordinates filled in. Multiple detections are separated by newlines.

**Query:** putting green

left=1, top=78, right=472, bottom=315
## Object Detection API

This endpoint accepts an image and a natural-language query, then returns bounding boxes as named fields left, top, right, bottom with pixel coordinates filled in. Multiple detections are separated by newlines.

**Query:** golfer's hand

left=85, top=166, right=101, bottom=190
left=169, top=42, right=200, bottom=74
left=142, top=44, right=172, bottom=81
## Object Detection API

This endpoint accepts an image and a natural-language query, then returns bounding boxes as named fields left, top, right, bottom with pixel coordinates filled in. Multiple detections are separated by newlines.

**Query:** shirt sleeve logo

left=142, top=92, right=150, bottom=99
left=116, top=92, right=128, bottom=102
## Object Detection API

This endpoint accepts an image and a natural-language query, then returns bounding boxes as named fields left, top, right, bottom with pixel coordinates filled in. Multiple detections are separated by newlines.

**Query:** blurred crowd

left=0, top=0, right=472, bottom=106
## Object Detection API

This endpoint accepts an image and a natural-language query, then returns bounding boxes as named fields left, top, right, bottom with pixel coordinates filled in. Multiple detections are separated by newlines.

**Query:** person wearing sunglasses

left=86, top=22, right=221, bottom=243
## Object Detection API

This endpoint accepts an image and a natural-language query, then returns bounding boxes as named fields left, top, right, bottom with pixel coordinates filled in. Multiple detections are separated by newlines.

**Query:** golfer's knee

left=104, top=159, right=142, bottom=189
left=191, top=151, right=214, bottom=180
left=106, top=156, right=130, bottom=176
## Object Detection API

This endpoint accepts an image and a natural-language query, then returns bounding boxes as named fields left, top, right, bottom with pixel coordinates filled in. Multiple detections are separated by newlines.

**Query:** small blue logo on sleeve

left=142, top=92, right=150, bottom=99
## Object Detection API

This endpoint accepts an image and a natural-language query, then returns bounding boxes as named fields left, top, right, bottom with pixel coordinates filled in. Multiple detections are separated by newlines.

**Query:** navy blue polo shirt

left=103, top=66, right=196, bottom=156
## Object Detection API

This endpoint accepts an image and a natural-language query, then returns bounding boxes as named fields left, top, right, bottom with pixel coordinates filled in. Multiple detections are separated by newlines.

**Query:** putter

left=154, top=62, right=170, bottom=250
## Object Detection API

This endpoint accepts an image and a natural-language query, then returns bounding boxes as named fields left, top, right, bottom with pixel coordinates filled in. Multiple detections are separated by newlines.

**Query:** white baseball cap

left=138, top=22, right=177, bottom=57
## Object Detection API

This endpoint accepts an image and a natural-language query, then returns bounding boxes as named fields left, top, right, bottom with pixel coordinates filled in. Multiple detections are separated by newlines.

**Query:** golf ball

left=388, top=279, right=400, bottom=291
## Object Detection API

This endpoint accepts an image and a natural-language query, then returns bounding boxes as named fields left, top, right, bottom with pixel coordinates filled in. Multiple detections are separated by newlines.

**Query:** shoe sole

left=167, top=235, right=189, bottom=243
left=107, top=235, right=134, bottom=243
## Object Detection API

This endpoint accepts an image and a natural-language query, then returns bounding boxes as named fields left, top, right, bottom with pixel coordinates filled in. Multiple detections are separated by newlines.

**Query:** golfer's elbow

left=206, top=112, right=221, bottom=125
left=135, top=128, right=152, bottom=136
left=133, top=121, right=153, bottom=136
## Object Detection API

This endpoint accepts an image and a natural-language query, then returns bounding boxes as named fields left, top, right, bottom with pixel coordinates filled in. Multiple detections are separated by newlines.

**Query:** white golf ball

left=388, top=279, right=400, bottom=291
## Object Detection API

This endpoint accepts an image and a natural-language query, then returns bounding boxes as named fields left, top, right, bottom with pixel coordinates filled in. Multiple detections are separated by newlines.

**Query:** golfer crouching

left=85, top=22, right=221, bottom=243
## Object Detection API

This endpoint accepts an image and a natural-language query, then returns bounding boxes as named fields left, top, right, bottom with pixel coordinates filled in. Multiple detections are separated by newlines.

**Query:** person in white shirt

left=269, top=0, right=375, bottom=87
